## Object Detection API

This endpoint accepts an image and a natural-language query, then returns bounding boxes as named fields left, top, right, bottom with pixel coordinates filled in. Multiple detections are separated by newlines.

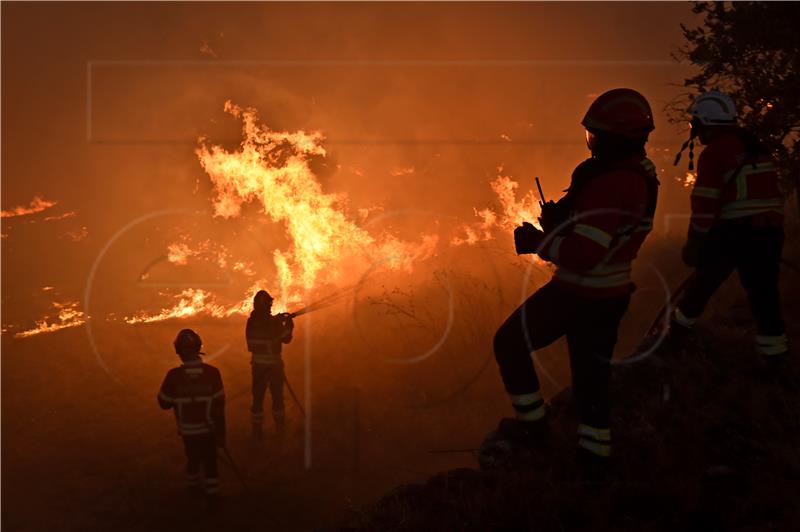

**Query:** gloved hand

left=514, top=222, right=544, bottom=255
left=681, top=232, right=704, bottom=267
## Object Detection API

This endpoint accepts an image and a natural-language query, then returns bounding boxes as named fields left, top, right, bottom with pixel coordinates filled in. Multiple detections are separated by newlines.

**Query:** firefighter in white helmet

left=670, top=90, right=788, bottom=365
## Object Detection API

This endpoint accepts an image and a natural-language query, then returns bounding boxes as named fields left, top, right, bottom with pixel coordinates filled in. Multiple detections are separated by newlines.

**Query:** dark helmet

left=253, top=290, right=273, bottom=311
left=174, top=328, right=202, bottom=356
left=582, top=88, right=655, bottom=140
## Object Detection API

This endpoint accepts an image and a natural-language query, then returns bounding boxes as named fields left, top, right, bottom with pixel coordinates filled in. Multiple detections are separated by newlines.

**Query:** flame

left=124, top=289, right=229, bottom=324
left=389, top=166, right=415, bottom=177
left=1, top=196, right=57, bottom=218
left=452, top=168, right=542, bottom=246
left=678, top=172, right=697, bottom=188
left=195, top=101, right=437, bottom=309
left=166, top=242, right=193, bottom=265
left=166, top=237, right=229, bottom=267
left=14, top=301, right=86, bottom=338
left=43, top=211, right=76, bottom=222
left=63, top=226, right=88, bottom=242
left=123, top=283, right=269, bottom=324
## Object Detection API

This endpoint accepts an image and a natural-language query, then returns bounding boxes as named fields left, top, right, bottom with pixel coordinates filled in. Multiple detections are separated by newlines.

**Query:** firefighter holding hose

left=669, top=90, right=788, bottom=366
left=492, top=89, right=659, bottom=476
left=246, top=290, right=294, bottom=439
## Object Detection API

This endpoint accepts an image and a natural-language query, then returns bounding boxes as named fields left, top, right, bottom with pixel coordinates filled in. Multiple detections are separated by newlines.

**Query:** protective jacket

left=690, top=129, right=783, bottom=234
left=246, top=312, right=293, bottom=365
left=158, top=359, right=226, bottom=439
left=539, top=155, right=659, bottom=297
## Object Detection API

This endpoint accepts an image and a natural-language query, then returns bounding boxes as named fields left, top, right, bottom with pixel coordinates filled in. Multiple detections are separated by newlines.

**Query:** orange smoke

left=195, top=101, right=437, bottom=309
left=14, top=301, right=86, bottom=338
left=452, top=168, right=542, bottom=246
left=1, top=196, right=57, bottom=218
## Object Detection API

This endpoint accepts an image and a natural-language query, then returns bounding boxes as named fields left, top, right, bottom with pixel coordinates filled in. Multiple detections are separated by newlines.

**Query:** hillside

left=341, top=241, right=800, bottom=531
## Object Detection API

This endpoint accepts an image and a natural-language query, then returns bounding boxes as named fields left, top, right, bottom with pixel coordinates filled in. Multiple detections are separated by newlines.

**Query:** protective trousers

left=182, top=433, right=219, bottom=495
left=674, top=221, right=787, bottom=357
left=251, top=361, right=285, bottom=428
left=493, top=281, right=630, bottom=457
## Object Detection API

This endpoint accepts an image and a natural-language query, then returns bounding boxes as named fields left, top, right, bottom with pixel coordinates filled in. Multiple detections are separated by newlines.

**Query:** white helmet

left=690, top=90, right=737, bottom=126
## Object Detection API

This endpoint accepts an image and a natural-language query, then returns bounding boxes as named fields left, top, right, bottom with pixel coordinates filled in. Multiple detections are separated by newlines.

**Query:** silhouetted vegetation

left=671, top=2, right=800, bottom=194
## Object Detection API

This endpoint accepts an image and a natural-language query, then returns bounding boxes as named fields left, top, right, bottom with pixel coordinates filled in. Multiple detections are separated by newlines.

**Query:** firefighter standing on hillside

left=669, top=90, right=788, bottom=365
left=246, top=290, right=294, bottom=438
left=158, top=329, right=226, bottom=500
left=493, top=89, right=659, bottom=472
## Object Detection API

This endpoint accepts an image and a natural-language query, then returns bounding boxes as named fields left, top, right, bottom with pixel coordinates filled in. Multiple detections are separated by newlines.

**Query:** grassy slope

left=342, top=231, right=800, bottom=531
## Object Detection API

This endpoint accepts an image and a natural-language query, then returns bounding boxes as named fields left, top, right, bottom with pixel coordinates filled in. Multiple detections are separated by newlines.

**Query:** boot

left=661, top=321, right=691, bottom=353
left=495, top=416, right=550, bottom=448
left=764, top=352, right=787, bottom=375
left=576, top=447, right=610, bottom=484
left=273, top=409, right=286, bottom=433
left=251, top=410, right=264, bottom=440
left=478, top=416, right=551, bottom=470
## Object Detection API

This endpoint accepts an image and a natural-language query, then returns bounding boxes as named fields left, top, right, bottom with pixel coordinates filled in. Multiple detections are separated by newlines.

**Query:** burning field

left=3, top=2, right=778, bottom=531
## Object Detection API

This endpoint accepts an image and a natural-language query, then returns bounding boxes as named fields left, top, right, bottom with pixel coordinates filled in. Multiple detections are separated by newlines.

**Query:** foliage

left=671, top=1, right=800, bottom=190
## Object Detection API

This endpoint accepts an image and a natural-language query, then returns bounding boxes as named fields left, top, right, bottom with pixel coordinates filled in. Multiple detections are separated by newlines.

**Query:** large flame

left=195, top=101, right=437, bottom=309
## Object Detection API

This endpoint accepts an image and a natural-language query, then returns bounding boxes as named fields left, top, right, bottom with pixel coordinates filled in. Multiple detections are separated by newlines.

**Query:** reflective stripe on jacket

left=158, top=359, right=225, bottom=437
left=246, top=313, right=292, bottom=365
left=541, top=156, right=659, bottom=297
left=690, top=130, right=783, bottom=233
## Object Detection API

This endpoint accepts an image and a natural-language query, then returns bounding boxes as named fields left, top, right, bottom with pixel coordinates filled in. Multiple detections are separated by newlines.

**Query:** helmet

left=582, top=88, right=655, bottom=139
left=253, top=290, right=273, bottom=310
left=174, top=328, right=202, bottom=355
left=690, top=90, right=736, bottom=126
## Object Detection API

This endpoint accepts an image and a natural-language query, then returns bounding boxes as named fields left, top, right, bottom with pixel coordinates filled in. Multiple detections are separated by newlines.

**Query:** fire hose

left=272, top=286, right=355, bottom=419
left=644, top=257, right=798, bottom=341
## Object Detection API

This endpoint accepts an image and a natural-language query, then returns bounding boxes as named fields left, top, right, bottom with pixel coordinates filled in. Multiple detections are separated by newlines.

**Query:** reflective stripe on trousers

left=578, top=423, right=611, bottom=457
left=510, top=391, right=545, bottom=421
left=756, top=333, right=788, bottom=356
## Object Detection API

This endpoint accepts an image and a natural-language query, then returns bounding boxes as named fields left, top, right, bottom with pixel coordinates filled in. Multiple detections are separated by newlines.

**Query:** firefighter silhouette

left=246, top=290, right=294, bottom=438
left=493, top=89, right=660, bottom=477
left=670, top=90, right=787, bottom=365
left=158, top=329, right=226, bottom=499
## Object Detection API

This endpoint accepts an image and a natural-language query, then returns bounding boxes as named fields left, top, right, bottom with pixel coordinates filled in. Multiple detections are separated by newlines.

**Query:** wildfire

left=452, top=169, right=542, bottom=246
left=195, top=101, right=437, bottom=309
left=1, top=196, right=57, bottom=218
left=14, top=301, right=86, bottom=338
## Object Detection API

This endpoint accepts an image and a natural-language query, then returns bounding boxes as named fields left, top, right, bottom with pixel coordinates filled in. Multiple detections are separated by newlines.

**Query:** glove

left=278, top=313, right=295, bottom=329
left=681, top=232, right=704, bottom=267
left=513, top=222, right=544, bottom=255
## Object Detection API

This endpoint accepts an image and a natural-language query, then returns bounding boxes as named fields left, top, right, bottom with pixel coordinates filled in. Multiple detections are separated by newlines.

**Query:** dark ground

left=340, top=225, right=800, bottom=531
